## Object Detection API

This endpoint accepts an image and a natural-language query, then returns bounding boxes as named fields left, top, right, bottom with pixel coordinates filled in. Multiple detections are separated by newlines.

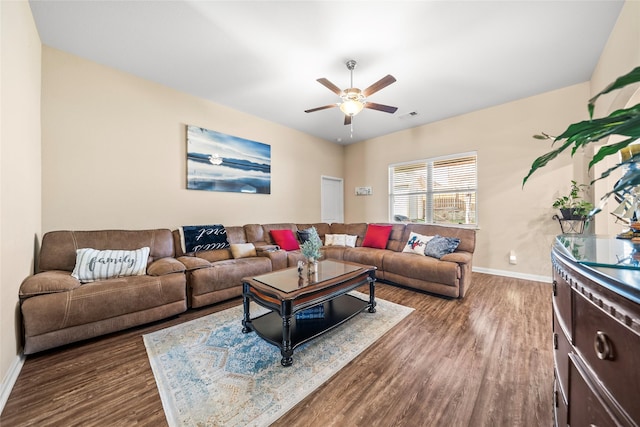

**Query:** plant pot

left=560, top=208, right=586, bottom=221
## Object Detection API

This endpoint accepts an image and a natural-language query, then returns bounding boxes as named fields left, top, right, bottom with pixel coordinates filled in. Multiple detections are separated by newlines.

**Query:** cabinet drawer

left=552, top=267, right=572, bottom=340
left=574, top=290, right=640, bottom=423
left=553, top=307, right=570, bottom=402
left=568, top=354, right=619, bottom=427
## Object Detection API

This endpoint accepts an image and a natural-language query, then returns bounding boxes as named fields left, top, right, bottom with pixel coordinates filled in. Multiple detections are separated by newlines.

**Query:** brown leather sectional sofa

left=19, top=223, right=475, bottom=354
left=19, top=229, right=187, bottom=355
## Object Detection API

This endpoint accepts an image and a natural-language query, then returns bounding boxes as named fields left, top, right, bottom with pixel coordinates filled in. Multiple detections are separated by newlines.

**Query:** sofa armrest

left=19, top=270, right=81, bottom=298
left=257, top=248, right=288, bottom=271
left=440, top=251, right=473, bottom=265
left=255, top=244, right=280, bottom=253
left=147, top=257, right=186, bottom=276
left=177, top=255, right=211, bottom=271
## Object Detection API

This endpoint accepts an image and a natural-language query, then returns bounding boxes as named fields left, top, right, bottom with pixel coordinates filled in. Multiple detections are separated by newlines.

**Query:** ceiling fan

left=305, top=60, right=398, bottom=125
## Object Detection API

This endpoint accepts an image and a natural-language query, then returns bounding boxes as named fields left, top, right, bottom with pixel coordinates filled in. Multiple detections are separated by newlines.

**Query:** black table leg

left=242, top=284, right=252, bottom=333
left=368, top=276, right=377, bottom=313
left=281, top=314, right=293, bottom=366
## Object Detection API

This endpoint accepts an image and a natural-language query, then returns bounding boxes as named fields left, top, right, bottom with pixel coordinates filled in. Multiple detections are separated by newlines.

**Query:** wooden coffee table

left=241, top=259, right=376, bottom=366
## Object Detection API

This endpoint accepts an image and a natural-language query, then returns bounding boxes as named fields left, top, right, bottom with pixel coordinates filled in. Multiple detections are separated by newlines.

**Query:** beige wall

left=591, top=0, right=640, bottom=106
left=0, top=0, right=41, bottom=402
left=41, top=47, right=344, bottom=232
left=345, top=83, right=590, bottom=279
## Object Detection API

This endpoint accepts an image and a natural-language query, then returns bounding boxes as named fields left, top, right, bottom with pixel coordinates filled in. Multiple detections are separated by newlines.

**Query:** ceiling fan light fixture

left=340, top=99, right=364, bottom=116
left=305, top=59, right=397, bottom=123
left=340, top=88, right=365, bottom=116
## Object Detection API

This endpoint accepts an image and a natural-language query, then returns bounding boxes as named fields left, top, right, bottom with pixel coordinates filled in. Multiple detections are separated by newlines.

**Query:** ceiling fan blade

left=365, top=102, right=398, bottom=114
left=363, top=75, right=396, bottom=97
left=317, top=78, right=343, bottom=96
left=344, top=115, right=352, bottom=126
left=304, top=104, right=338, bottom=113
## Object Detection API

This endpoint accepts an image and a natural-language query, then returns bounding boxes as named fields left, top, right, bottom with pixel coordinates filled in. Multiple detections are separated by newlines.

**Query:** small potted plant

left=300, top=227, right=322, bottom=273
left=553, top=180, right=594, bottom=220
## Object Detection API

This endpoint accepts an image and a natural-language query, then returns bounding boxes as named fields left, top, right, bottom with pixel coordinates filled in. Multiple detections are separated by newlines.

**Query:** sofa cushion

left=189, top=257, right=272, bottom=301
left=424, top=235, right=461, bottom=259
left=402, top=232, right=434, bottom=256
left=180, top=224, right=230, bottom=253
left=362, top=224, right=393, bottom=249
left=230, top=243, right=257, bottom=259
left=405, top=223, right=476, bottom=254
left=38, top=229, right=176, bottom=272
left=270, top=229, right=300, bottom=251
left=71, top=247, right=150, bottom=283
left=343, top=247, right=387, bottom=272
left=22, top=274, right=186, bottom=337
left=383, top=251, right=460, bottom=287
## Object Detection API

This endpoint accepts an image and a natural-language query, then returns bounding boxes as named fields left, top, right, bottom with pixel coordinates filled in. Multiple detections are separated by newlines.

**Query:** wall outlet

left=509, top=250, right=517, bottom=265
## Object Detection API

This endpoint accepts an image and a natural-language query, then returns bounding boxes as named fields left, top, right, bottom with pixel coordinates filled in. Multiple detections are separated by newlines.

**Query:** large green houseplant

left=523, top=66, right=640, bottom=215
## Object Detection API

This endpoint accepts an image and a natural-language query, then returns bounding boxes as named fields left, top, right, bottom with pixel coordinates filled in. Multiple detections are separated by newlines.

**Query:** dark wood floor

left=1, top=272, right=553, bottom=426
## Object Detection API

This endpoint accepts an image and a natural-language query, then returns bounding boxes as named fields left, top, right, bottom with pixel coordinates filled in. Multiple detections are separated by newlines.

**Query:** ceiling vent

left=398, top=111, right=419, bottom=119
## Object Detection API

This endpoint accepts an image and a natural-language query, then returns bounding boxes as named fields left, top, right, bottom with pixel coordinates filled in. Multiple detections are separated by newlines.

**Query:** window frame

left=388, top=151, right=478, bottom=228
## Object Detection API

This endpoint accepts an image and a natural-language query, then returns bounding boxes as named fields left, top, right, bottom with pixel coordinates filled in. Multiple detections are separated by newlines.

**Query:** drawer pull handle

left=594, top=331, right=613, bottom=360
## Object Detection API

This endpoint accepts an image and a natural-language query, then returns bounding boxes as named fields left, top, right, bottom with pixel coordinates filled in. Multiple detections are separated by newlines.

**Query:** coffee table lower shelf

left=246, top=294, right=370, bottom=365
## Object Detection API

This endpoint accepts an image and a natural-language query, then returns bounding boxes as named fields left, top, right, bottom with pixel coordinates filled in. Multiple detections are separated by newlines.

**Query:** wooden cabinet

left=552, top=239, right=640, bottom=427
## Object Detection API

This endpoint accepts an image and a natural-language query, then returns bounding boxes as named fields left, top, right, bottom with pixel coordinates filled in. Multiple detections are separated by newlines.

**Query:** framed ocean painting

left=186, top=125, right=271, bottom=194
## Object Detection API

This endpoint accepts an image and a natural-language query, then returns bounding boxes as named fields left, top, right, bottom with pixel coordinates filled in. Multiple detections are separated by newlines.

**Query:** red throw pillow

left=362, top=224, right=393, bottom=249
left=270, top=229, right=300, bottom=251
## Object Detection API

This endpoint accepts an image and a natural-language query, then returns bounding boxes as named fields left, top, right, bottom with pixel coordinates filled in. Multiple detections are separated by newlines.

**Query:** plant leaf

left=558, top=104, right=640, bottom=141
left=589, top=66, right=640, bottom=117
left=522, top=139, right=574, bottom=186
left=601, top=167, right=640, bottom=200
left=593, top=152, right=640, bottom=183
left=523, top=67, right=640, bottom=191
left=589, top=137, right=637, bottom=169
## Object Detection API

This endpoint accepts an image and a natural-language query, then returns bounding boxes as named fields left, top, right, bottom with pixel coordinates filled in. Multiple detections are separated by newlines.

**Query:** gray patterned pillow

left=297, top=227, right=314, bottom=243
left=424, top=235, right=460, bottom=259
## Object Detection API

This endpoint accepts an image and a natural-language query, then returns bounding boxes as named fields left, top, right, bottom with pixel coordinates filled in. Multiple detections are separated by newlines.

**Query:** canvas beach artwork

left=187, top=126, right=271, bottom=194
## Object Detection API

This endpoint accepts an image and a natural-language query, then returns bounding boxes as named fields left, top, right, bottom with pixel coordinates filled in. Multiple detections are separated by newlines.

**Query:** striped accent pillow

left=71, top=247, right=150, bottom=283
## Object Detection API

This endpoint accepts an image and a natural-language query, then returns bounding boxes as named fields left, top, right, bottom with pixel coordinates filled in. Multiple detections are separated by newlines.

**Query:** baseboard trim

left=473, top=266, right=552, bottom=283
left=0, top=353, right=25, bottom=414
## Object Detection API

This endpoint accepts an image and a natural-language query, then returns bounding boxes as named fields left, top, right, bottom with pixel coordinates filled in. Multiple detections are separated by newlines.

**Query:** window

left=389, top=152, right=477, bottom=226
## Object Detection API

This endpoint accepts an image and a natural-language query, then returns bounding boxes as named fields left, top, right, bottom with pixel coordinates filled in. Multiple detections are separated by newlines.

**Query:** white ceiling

left=29, top=0, right=625, bottom=144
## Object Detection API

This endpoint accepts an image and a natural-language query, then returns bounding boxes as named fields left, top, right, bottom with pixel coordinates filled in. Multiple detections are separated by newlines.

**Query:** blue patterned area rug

left=143, top=292, right=414, bottom=427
